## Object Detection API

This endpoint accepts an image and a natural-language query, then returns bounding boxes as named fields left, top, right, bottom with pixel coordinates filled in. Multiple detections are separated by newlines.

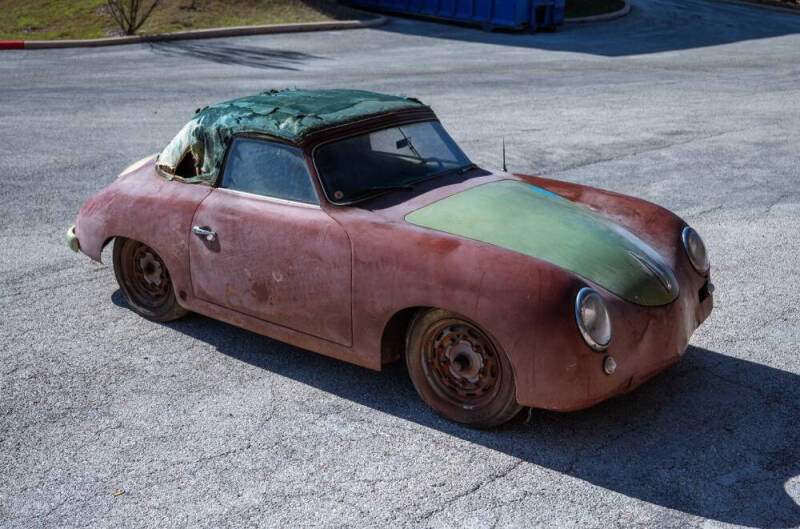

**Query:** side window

left=220, top=137, right=319, bottom=204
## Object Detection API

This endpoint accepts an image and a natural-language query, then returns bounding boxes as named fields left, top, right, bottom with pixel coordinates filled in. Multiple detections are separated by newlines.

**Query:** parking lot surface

left=1, top=0, right=799, bottom=527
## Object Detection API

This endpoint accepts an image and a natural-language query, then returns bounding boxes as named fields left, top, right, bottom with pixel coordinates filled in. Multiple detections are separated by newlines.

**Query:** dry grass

left=0, top=0, right=370, bottom=40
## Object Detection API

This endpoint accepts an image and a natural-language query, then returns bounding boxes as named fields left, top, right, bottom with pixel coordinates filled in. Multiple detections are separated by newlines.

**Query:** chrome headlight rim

left=574, top=287, right=612, bottom=352
left=682, top=226, right=710, bottom=275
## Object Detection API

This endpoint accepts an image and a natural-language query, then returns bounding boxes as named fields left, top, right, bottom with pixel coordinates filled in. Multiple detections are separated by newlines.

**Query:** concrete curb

left=564, top=0, right=631, bottom=23
left=0, top=15, right=387, bottom=50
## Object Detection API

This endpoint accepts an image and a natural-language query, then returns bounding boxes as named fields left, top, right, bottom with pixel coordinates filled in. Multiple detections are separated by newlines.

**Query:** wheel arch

left=99, top=235, right=116, bottom=261
left=378, top=305, right=523, bottom=393
left=380, top=306, right=429, bottom=365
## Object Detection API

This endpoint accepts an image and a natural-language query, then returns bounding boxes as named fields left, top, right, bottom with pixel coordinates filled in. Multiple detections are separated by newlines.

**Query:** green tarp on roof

left=157, top=89, right=425, bottom=183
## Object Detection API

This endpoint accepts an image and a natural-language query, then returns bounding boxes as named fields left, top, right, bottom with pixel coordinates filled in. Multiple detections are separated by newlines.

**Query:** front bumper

left=517, top=272, right=714, bottom=412
left=66, top=225, right=80, bottom=252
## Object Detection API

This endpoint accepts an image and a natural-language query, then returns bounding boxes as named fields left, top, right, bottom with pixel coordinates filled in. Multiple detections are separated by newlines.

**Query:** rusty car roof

left=157, top=89, right=426, bottom=184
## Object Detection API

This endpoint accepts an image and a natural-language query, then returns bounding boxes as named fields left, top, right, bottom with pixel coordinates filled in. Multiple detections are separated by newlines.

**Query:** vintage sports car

left=68, top=89, right=714, bottom=427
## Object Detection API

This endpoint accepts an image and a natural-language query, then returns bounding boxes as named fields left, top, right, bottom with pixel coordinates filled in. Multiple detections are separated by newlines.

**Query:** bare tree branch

left=106, top=0, right=161, bottom=35
left=133, top=0, right=162, bottom=32
left=106, top=1, right=127, bottom=31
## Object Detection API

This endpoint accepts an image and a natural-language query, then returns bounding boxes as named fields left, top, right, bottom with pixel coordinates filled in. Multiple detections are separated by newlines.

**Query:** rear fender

left=73, top=160, right=212, bottom=299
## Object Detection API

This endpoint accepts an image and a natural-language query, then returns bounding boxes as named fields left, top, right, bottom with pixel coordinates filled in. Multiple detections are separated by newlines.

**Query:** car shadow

left=112, top=290, right=800, bottom=527
left=147, top=41, right=327, bottom=70
left=374, top=0, right=800, bottom=57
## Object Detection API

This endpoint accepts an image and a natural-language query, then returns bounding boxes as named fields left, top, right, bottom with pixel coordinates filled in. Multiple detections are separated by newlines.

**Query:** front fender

left=516, top=173, right=686, bottom=263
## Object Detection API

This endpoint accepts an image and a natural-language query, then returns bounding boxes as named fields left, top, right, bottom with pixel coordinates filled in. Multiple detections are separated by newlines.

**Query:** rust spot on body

left=419, top=236, right=461, bottom=253
left=251, top=280, right=271, bottom=303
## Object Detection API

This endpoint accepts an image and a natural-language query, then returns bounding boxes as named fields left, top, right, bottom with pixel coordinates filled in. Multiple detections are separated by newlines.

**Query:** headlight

left=682, top=226, right=710, bottom=275
left=575, top=288, right=611, bottom=351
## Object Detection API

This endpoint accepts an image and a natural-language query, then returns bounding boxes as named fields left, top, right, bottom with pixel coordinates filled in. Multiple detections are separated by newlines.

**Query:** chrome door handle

left=192, top=225, right=217, bottom=242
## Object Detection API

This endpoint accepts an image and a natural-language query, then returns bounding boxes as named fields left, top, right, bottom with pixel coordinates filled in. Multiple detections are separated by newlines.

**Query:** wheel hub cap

left=139, top=252, right=163, bottom=286
left=447, top=340, right=483, bottom=383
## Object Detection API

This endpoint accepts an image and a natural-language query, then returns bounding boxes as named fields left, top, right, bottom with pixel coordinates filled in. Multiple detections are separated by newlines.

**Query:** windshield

left=313, top=121, right=472, bottom=203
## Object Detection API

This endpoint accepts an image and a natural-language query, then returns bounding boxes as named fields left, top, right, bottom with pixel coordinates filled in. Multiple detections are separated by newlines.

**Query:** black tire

left=112, top=237, right=188, bottom=322
left=405, top=309, right=522, bottom=428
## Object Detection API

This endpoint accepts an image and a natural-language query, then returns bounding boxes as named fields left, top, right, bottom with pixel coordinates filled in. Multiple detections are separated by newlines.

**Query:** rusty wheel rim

left=121, top=241, right=171, bottom=310
left=421, top=319, right=502, bottom=409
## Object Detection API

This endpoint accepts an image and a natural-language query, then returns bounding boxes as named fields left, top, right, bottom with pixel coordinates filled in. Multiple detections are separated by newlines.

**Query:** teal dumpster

left=346, top=0, right=565, bottom=32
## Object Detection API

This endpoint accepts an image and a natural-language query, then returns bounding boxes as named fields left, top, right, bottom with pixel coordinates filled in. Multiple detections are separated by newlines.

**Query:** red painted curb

left=0, top=40, right=24, bottom=49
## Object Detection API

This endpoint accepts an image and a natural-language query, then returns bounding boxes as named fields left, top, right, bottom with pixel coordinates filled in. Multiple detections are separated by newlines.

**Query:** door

left=188, top=136, right=352, bottom=346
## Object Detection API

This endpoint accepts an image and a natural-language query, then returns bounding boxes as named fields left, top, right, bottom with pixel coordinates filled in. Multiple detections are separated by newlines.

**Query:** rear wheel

left=406, top=309, right=522, bottom=428
left=113, top=237, right=187, bottom=322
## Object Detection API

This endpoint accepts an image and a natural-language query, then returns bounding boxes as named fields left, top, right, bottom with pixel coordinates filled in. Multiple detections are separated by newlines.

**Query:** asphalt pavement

left=1, top=0, right=799, bottom=527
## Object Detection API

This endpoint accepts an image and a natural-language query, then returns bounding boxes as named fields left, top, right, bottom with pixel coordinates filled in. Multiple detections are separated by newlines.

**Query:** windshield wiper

left=342, top=164, right=477, bottom=202
left=431, top=162, right=477, bottom=179
left=456, top=163, right=477, bottom=174
left=346, top=184, right=415, bottom=200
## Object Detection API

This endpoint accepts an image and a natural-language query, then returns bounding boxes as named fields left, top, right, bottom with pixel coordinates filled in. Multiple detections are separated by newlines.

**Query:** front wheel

left=406, top=309, right=522, bottom=428
left=113, top=237, right=188, bottom=322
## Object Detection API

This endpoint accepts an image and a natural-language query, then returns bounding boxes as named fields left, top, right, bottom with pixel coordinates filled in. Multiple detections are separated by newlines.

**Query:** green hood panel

left=405, top=180, right=679, bottom=306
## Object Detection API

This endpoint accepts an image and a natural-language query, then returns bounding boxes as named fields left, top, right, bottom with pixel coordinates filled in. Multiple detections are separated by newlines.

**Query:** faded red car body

left=74, top=111, right=713, bottom=411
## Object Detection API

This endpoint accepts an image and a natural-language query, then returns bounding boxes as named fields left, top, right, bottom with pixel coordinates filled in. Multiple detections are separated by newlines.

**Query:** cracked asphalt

left=2, top=0, right=799, bottom=527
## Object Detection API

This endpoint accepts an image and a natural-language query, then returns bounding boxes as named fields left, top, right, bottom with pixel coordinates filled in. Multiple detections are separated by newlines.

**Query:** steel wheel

left=113, top=237, right=187, bottom=322
left=424, top=322, right=501, bottom=407
left=406, top=309, right=522, bottom=428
